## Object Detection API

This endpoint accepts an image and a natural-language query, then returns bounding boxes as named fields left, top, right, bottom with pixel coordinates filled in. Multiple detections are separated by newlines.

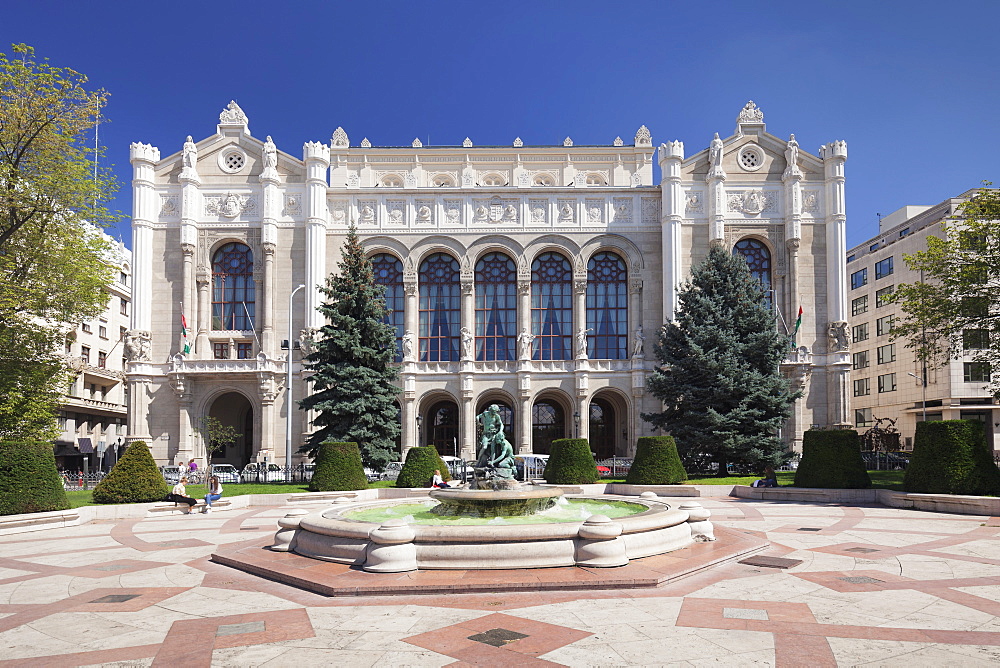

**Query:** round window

left=219, top=149, right=247, bottom=173
left=738, top=145, right=764, bottom=172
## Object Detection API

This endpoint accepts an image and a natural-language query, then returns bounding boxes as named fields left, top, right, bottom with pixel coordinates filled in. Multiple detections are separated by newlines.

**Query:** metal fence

left=61, top=471, right=106, bottom=491
left=860, top=451, right=910, bottom=471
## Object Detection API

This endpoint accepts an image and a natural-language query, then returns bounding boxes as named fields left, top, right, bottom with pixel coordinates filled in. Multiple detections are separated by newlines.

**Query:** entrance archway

left=425, top=400, right=459, bottom=457
left=532, top=398, right=567, bottom=455
left=206, top=392, right=253, bottom=467
left=589, top=397, right=616, bottom=460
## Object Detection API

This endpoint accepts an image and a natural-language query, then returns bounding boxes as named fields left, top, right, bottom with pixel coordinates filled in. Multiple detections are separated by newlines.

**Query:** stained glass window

left=733, top=238, right=771, bottom=291
left=212, top=243, right=255, bottom=331
left=586, top=252, right=627, bottom=359
left=475, top=252, right=517, bottom=361
left=531, top=252, right=572, bottom=360
left=418, top=253, right=460, bottom=361
left=372, top=253, right=405, bottom=362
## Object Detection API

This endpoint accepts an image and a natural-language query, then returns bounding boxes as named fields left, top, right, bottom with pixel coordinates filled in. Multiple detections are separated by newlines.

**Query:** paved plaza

left=2, top=498, right=1000, bottom=666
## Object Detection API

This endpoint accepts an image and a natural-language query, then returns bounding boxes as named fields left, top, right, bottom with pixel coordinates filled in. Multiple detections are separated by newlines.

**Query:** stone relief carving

left=737, top=100, right=764, bottom=124
left=205, top=193, right=257, bottom=218
left=613, top=136, right=624, bottom=147
left=331, top=126, right=349, bottom=148
left=444, top=200, right=462, bottom=224
left=612, top=198, right=632, bottom=223
left=284, top=194, right=303, bottom=217
left=347, top=173, right=360, bottom=187
left=641, top=198, right=661, bottom=224
left=298, top=327, right=320, bottom=356
left=586, top=199, right=604, bottom=224
left=474, top=205, right=489, bottom=223
left=160, top=195, right=179, bottom=218
left=727, top=190, right=777, bottom=215
left=219, top=100, right=248, bottom=125
left=358, top=201, right=376, bottom=225
left=415, top=202, right=434, bottom=224
left=462, top=172, right=475, bottom=187
left=685, top=192, right=704, bottom=214
left=557, top=201, right=575, bottom=223
left=828, top=321, right=850, bottom=352
left=125, top=331, right=151, bottom=362
left=529, top=199, right=548, bottom=224
left=386, top=200, right=405, bottom=224
left=802, top=191, right=820, bottom=213
left=360, top=137, right=371, bottom=148
left=634, top=125, right=652, bottom=147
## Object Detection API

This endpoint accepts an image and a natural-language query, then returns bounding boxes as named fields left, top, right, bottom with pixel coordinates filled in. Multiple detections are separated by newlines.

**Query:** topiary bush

left=794, top=429, right=871, bottom=489
left=309, top=441, right=368, bottom=491
left=626, top=436, right=688, bottom=485
left=93, top=441, right=170, bottom=504
left=396, top=446, right=450, bottom=488
left=543, top=438, right=599, bottom=484
left=904, top=420, right=1000, bottom=495
left=0, top=441, right=70, bottom=515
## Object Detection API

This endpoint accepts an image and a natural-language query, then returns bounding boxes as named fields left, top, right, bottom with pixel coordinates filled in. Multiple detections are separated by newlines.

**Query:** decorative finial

left=613, top=136, right=623, bottom=147
left=219, top=100, right=248, bottom=126
left=634, top=125, right=652, bottom=147
left=737, top=100, right=764, bottom=124
left=563, top=137, right=573, bottom=147
left=360, top=137, right=371, bottom=148
left=513, top=137, right=523, bottom=147
left=463, top=137, right=473, bottom=147
left=412, top=137, right=423, bottom=148
left=331, top=127, right=349, bottom=148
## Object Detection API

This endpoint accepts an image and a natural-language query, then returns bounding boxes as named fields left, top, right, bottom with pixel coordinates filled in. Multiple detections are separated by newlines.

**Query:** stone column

left=196, top=269, right=211, bottom=356
left=181, top=243, right=195, bottom=353
left=658, top=140, right=684, bottom=321
left=519, top=395, right=532, bottom=454
left=573, top=277, right=587, bottom=359
left=518, top=278, right=531, bottom=355
left=821, top=140, right=850, bottom=427
left=303, top=141, right=330, bottom=330
left=261, top=242, right=276, bottom=355
left=404, top=282, right=418, bottom=355
left=177, top=394, right=194, bottom=465
left=461, top=395, right=475, bottom=461
left=261, top=149, right=280, bottom=356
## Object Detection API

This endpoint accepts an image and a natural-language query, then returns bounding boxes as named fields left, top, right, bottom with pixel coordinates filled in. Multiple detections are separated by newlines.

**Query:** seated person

left=166, top=477, right=197, bottom=512
left=751, top=466, right=778, bottom=488
left=431, top=469, right=451, bottom=489
left=203, top=475, right=223, bottom=513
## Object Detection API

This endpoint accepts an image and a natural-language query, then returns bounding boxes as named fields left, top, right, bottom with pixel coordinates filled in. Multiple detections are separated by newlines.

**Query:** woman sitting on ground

left=166, top=477, right=197, bottom=512
left=203, top=475, right=223, bottom=513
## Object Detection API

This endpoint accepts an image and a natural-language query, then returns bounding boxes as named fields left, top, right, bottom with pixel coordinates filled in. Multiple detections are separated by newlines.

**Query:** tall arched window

left=477, top=400, right=514, bottom=444
left=212, top=242, right=254, bottom=331
left=733, top=238, right=772, bottom=300
left=419, top=253, right=460, bottom=361
left=426, top=400, right=459, bottom=454
left=532, top=400, right=566, bottom=455
left=371, top=253, right=404, bottom=362
left=586, top=251, right=628, bottom=359
left=475, top=252, right=516, bottom=361
left=531, top=252, right=572, bottom=360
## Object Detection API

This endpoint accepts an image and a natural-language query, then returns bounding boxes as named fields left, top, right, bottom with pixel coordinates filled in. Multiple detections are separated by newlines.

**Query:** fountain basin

left=428, top=486, right=564, bottom=517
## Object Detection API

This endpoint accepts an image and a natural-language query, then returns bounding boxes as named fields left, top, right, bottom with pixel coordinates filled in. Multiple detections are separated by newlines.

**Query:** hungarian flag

left=793, top=306, right=803, bottom=335
left=180, top=312, right=191, bottom=355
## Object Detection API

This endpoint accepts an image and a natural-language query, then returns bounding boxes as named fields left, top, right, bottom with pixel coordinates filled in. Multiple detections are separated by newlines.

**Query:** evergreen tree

left=642, top=246, right=798, bottom=473
left=299, top=225, right=401, bottom=468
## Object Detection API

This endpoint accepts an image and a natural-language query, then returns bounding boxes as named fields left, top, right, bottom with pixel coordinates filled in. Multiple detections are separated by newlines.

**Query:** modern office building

left=846, top=190, right=999, bottom=451
left=126, top=100, right=851, bottom=467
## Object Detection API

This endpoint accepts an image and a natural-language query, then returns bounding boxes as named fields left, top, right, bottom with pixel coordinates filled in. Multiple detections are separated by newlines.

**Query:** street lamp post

left=415, top=414, right=423, bottom=448
left=285, top=284, right=306, bottom=472
left=573, top=411, right=580, bottom=438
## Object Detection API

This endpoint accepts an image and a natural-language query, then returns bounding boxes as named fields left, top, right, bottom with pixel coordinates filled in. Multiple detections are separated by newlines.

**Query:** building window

left=480, top=173, right=505, bottom=187
left=878, top=373, right=897, bottom=393
left=213, top=342, right=229, bottom=359
left=852, top=323, right=869, bottom=343
left=586, top=251, right=628, bottom=359
left=899, top=227, right=910, bottom=238
left=120, top=271, right=128, bottom=285
left=964, top=362, right=991, bottom=383
left=236, top=342, right=253, bottom=359
left=875, top=285, right=894, bottom=308
left=964, top=329, right=990, bottom=350
left=99, top=325, right=107, bottom=339
left=531, top=252, right=573, bottom=360
left=120, top=297, right=128, bottom=316
left=212, top=242, right=255, bottom=331
left=869, top=243, right=879, bottom=252
left=418, top=253, right=460, bottom=362
left=381, top=175, right=403, bottom=187
left=533, top=174, right=554, bottom=187
left=847, top=254, right=856, bottom=263
left=875, top=256, right=893, bottom=280
left=371, top=254, right=405, bottom=362
left=877, top=343, right=896, bottom=365
left=81, top=322, right=92, bottom=334
left=81, top=346, right=90, bottom=364
left=474, top=252, right=517, bottom=361
left=852, top=350, right=869, bottom=370
left=853, top=378, right=870, bottom=397
left=97, top=351, right=107, bottom=368
left=585, top=173, right=606, bottom=186
left=531, top=400, right=565, bottom=455
left=855, top=407, right=873, bottom=428
left=876, top=315, right=895, bottom=337
left=851, top=268, right=868, bottom=289
left=431, top=174, right=454, bottom=187
left=733, top=238, right=771, bottom=296
left=119, top=326, right=127, bottom=341
left=851, top=295, right=868, bottom=316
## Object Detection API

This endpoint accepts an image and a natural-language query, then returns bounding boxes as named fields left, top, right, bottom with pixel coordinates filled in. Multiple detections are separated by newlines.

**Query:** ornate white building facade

left=127, top=101, right=850, bottom=467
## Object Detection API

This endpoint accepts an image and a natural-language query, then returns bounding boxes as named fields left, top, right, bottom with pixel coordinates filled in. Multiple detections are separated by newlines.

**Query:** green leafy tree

left=299, top=225, right=401, bottom=469
left=0, top=44, right=119, bottom=439
left=198, top=416, right=240, bottom=462
left=642, top=246, right=798, bottom=473
left=892, top=185, right=1000, bottom=397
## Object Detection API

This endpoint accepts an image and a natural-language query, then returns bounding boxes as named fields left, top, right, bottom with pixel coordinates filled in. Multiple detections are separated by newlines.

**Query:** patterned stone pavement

left=2, top=498, right=1000, bottom=666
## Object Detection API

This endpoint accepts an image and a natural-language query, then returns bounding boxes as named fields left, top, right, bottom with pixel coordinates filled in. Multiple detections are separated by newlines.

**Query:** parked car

left=439, top=456, right=473, bottom=482
left=241, top=462, right=287, bottom=483
left=295, top=463, right=315, bottom=482
left=380, top=461, right=404, bottom=482
left=209, top=463, right=242, bottom=484
left=515, top=454, right=549, bottom=481
left=363, top=467, right=380, bottom=483
left=160, top=465, right=182, bottom=483
left=596, top=457, right=633, bottom=478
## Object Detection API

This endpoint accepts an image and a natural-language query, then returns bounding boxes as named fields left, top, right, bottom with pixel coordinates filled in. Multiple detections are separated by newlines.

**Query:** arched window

left=426, top=400, right=459, bottom=454
left=533, top=174, right=554, bottom=187
left=586, top=251, right=628, bottom=359
left=382, top=175, right=403, bottom=188
left=371, top=253, right=404, bottom=362
left=733, top=238, right=772, bottom=297
left=419, top=253, right=460, bottom=361
left=531, top=400, right=566, bottom=455
left=475, top=252, right=516, bottom=361
left=531, top=252, right=572, bottom=360
left=585, top=173, right=606, bottom=186
left=477, top=400, right=515, bottom=444
left=481, top=173, right=505, bottom=187
left=589, top=397, right=616, bottom=460
left=212, top=242, right=254, bottom=331
left=432, top=174, right=455, bottom=187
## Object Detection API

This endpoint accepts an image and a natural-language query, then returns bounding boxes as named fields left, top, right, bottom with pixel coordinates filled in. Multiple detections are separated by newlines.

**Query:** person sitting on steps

left=203, top=475, right=223, bottom=513
left=166, top=477, right=197, bottom=513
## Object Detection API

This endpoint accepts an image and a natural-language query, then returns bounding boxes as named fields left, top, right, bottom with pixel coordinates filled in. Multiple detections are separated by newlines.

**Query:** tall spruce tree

left=299, top=225, right=400, bottom=468
left=642, top=246, right=798, bottom=473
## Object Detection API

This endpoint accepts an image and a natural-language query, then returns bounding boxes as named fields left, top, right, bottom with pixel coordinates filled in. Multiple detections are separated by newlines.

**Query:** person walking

left=166, top=477, right=197, bottom=513
left=203, top=475, right=223, bottom=513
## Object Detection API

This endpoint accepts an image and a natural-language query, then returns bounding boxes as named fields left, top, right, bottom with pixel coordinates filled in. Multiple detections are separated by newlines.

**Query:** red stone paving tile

left=774, top=633, right=836, bottom=668
left=0, top=643, right=162, bottom=668
left=72, top=558, right=174, bottom=578
left=0, top=586, right=189, bottom=633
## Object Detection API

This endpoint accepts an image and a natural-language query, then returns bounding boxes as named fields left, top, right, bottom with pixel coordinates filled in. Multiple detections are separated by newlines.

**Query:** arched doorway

left=425, top=400, right=459, bottom=457
left=532, top=398, right=566, bottom=455
left=206, top=392, right=253, bottom=467
left=476, top=398, right=515, bottom=451
left=589, top=397, right=616, bottom=460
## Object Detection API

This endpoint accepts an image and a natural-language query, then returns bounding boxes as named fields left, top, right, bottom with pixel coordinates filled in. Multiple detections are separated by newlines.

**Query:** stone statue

left=125, top=331, right=151, bottom=362
left=298, top=327, right=319, bottom=356
left=576, top=327, right=593, bottom=359
left=828, top=321, right=849, bottom=352
left=517, top=328, right=535, bottom=360
left=784, top=134, right=801, bottom=179
left=632, top=325, right=645, bottom=358
left=708, top=132, right=724, bottom=174
left=182, top=135, right=197, bottom=170
left=402, top=330, right=415, bottom=361
left=263, top=135, right=278, bottom=171
left=475, top=404, right=515, bottom=479
left=460, top=327, right=474, bottom=360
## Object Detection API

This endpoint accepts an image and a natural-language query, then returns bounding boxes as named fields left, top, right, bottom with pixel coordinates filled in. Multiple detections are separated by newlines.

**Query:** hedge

left=396, top=446, right=450, bottom=488
left=626, top=436, right=688, bottom=485
left=0, top=441, right=70, bottom=515
left=543, top=438, right=599, bottom=484
left=309, top=441, right=368, bottom=491
left=793, top=429, right=871, bottom=489
left=93, top=441, right=170, bottom=504
left=904, top=420, right=1000, bottom=495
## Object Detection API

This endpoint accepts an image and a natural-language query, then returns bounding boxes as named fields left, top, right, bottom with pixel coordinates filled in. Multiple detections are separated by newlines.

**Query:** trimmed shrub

left=794, top=430, right=871, bottom=489
left=626, top=436, right=688, bottom=485
left=396, top=446, right=450, bottom=488
left=93, top=441, right=170, bottom=504
left=904, top=420, right=1000, bottom=495
left=0, top=441, right=70, bottom=515
left=543, top=439, right=599, bottom=484
left=309, top=441, right=368, bottom=491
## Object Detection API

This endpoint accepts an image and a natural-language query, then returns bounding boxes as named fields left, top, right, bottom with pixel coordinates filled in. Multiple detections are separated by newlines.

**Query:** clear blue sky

left=4, top=0, right=998, bottom=249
